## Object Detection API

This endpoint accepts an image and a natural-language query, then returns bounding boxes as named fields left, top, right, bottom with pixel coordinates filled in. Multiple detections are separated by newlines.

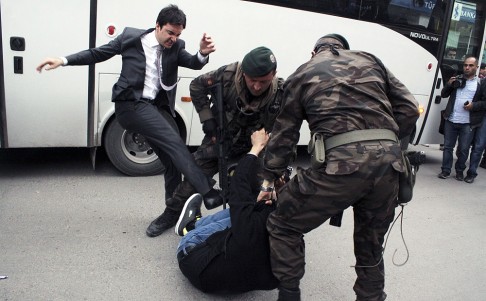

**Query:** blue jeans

left=176, top=209, right=231, bottom=255
left=467, top=119, right=486, bottom=177
left=441, top=120, right=474, bottom=174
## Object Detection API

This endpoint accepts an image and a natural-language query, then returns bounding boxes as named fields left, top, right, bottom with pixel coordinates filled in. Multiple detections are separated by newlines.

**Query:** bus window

left=386, top=0, right=439, bottom=33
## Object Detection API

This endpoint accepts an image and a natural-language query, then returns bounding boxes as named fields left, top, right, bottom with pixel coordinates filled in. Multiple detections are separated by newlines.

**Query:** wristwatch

left=259, top=185, right=274, bottom=192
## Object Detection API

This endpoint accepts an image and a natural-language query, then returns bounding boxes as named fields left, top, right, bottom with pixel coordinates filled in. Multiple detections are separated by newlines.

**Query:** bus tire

left=104, top=109, right=179, bottom=176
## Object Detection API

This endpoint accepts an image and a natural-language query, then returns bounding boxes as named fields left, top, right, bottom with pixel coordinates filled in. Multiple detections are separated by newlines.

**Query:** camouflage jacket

left=263, top=50, right=419, bottom=180
left=190, top=61, right=284, bottom=147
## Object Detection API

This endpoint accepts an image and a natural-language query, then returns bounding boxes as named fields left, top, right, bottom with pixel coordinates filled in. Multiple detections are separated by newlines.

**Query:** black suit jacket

left=66, top=27, right=207, bottom=114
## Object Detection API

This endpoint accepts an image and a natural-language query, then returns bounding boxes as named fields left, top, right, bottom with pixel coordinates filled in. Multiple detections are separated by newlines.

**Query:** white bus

left=1, top=0, right=485, bottom=176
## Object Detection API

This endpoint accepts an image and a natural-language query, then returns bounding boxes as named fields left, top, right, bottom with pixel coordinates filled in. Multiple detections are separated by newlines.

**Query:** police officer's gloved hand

left=202, top=118, right=218, bottom=137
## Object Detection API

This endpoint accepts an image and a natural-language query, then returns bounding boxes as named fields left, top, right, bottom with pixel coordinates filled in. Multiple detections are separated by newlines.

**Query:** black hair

left=156, top=4, right=186, bottom=28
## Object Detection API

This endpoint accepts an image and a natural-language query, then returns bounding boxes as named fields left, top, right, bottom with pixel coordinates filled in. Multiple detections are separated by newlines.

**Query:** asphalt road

left=0, top=145, right=485, bottom=300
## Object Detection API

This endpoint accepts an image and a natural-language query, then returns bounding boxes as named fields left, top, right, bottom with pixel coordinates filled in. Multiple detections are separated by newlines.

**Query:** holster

left=308, top=133, right=326, bottom=169
left=398, top=151, right=419, bottom=204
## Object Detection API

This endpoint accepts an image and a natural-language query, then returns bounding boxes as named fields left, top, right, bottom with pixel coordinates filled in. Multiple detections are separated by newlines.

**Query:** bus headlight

left=418, top=105, right=425, bottom=115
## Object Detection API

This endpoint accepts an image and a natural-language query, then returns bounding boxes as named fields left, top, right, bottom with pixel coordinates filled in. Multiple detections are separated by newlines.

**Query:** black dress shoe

left=146, top=208, right=180, bottom=237
left=202, top=188, right=223, bottom=210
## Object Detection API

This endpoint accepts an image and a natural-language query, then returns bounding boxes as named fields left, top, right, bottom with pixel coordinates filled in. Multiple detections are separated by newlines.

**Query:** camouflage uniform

left=263, top=50, right=419, bottom=300
left=168, top=61, right=284, bottom=211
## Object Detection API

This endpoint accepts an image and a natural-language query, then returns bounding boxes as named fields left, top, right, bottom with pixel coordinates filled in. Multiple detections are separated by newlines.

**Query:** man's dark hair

left=157, top=4, right=186, bottom=28
left=446, top=47, right=457, bottom=54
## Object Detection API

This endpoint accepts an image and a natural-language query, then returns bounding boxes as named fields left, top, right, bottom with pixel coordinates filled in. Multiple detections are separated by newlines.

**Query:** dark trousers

left=114, top=100, right=212, bottom=201
left=177, top=242, right=212, bottom=292
left=171, top=134, right=254, bottom=211
left=171, top=136, right=220, bottom=210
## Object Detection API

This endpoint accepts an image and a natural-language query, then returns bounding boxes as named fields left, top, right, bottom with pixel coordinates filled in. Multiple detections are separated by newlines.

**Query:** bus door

left=0, top=0, right=91, bottom=148
left=441, top=0, right=486, bottom=83
left=415, top=0, right=485, bottom=145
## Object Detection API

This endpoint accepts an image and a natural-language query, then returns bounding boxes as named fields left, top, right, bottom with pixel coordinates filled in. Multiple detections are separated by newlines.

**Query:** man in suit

left=36, top=4, right=223, bottom=237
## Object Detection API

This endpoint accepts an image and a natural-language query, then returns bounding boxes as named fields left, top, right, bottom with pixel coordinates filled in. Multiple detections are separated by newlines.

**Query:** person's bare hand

left=257, top=191, right=272, bottom=203
left=36, top=58, right=63, bottom=73
left=199, top=33, right=216, bottom=55
left=250, top=128, right=269, bottom=150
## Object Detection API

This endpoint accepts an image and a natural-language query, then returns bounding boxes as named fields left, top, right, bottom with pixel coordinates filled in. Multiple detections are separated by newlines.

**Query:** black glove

left=202, top=118, right=218, bottom=137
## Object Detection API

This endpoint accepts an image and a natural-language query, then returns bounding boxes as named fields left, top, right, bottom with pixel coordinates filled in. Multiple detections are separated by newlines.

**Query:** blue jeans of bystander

left=467, top=119, right=486, bottom=177
left=441, top=120, right=474, bottom=174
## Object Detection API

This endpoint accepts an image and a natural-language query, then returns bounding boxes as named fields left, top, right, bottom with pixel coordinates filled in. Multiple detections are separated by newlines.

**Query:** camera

left=405, top=150, right=426, bottom=168
left=451, top=75, right=467, bottom=89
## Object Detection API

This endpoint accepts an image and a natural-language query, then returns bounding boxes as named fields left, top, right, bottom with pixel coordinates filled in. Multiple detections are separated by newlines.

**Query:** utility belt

left=308, top=129, right=398, bottom=169
left=308, top=129, right=400, bottom=228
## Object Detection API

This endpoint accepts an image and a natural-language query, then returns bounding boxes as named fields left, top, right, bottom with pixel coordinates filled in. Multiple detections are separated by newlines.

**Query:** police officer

left=146, top=46, right=285, bottom=237
left=257, top=34, right=419, bottom=300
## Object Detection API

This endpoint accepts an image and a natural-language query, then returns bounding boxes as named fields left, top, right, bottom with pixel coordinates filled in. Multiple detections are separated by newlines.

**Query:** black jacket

left=441, top=78, right=486, bottom=128
left=178, top=154, right=278, bottom=293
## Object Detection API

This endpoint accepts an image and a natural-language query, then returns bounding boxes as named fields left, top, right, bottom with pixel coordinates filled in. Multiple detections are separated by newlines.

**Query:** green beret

left=241, top=46, right=277, bottom=77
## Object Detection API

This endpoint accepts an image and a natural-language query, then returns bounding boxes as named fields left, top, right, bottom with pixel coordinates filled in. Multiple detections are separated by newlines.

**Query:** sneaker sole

left=175, top=193, right=202, bottom=236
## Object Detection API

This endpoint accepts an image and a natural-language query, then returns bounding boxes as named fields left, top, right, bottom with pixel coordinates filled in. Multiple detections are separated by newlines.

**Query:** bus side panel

left=183, top=0, right=440, bottom=145
left=1, top=0, right=91, bottom=147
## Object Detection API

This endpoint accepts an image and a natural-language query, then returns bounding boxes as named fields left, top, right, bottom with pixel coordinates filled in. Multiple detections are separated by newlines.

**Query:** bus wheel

left=104, top=110, right=179, bottom=176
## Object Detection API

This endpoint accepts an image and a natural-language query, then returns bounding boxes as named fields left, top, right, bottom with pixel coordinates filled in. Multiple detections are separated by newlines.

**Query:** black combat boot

left=277, top=286, right=301, bottom=301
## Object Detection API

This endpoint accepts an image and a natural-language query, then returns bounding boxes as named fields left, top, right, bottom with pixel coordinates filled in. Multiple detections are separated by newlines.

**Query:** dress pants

left=114, top=100, right=212, bottom=200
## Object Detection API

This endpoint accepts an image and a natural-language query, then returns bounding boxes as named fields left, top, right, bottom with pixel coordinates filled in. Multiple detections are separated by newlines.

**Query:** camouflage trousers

left=267, top=143, right=399, bottom=301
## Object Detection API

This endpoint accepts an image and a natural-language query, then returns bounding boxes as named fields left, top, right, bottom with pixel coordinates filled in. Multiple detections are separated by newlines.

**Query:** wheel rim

left=120, top=130, right=159, bottom=164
